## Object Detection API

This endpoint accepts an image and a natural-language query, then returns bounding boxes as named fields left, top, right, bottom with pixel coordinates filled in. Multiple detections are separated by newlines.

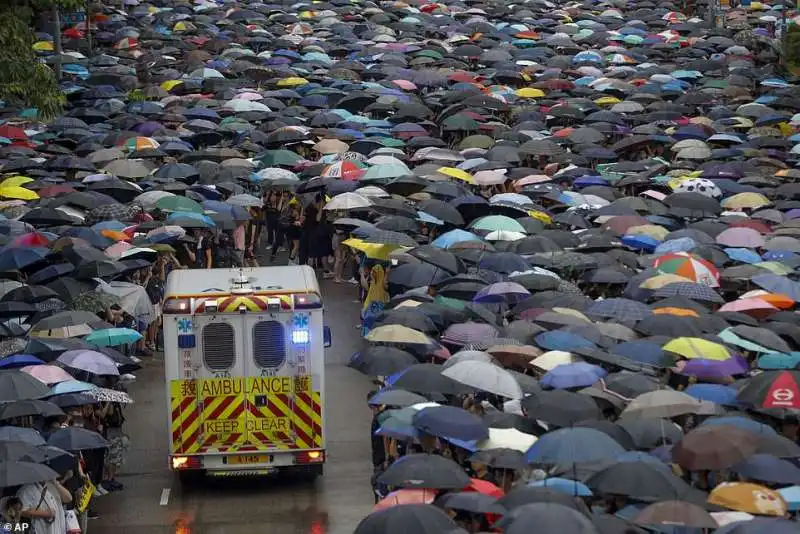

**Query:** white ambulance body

left=162, top=266, right=329, bottom=479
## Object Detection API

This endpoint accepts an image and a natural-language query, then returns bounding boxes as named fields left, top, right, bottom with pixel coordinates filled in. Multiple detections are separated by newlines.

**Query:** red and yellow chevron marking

left=169, top=380, right=201, bottom=454
left=198, top=392, right=246, bottom=452
left=216, top=295, right=268, bottom=312
left=294, top=390, right=324, bottom=448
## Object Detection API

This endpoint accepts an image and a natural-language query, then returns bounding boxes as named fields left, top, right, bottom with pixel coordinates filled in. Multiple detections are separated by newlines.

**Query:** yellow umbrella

left=0, top=186, right=39, bottom=201
left=662, top=337, right=730, bottom=361
left=652, top=307, right=699, bottom=317
left=516, top=87, right=546, bottom=98
left=0, top=176, right=34, bottom=188
left=594, top=96, right=622, bottom=106
left=625, top=224, right=669, bottom=240
left=277, top=77, right=309, bottom=87
left=530, top=350, right=582, bottom=371
left=365, top=324, right=431, bottom=345
left=640, top=274, right=694, bottom=289
left=33, top=41, right=54, bottom=52
left=527, top=210, right=552, bottom=225
left=721, top=192, right=770, bottom=210
left=343, top=238, right=404, bottom=261
left=708, top=482, right=787, bottom=517
left=754, top=261, right=793, bottom=275
left=160, top=80, right=184, bottom=91
left=436, top=167, right=473, bottom=183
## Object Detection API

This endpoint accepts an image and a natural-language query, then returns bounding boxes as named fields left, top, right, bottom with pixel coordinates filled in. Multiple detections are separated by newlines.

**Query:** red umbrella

left=10, top=232, right=52, bottom=247
left=38, top=185, right=77, bottom=198
left=373, top=488, right=437, bottom=512
left=466, top=478, right=504, bottom=497
left=0, top=125, right=27, bottom=141
left=737, top=370, right=800, bottom=409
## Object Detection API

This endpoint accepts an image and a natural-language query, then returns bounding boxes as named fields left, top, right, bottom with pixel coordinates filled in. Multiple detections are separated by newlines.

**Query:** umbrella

left=377, top=454, right=471, bottom=489
left=57, top=350, right=119, bottom=376
left=708, top=482, right=789, bottom=517
left=0, top=371, right=50, bottom=401
left=0, top=461, right=58, bottom=486
left=441, top=360, right=523, bottom=399
left=47, top=427, right=109, bottom=450
left=348, top=347, right=419, bottom=377
left=525, top=428, right=626, bottom=464
left=587, top=461, right=700, bottom=502
left=737, top=371, right=800, bottom=409
left=672, top=425, right=762, bottom=471
left=521, top=390, right=602, bottom=427
left=633, top=501, right=717, bottom=529
left=354, top=504, right=463, bottom=534
left=412, top=405, right=489, bottom=441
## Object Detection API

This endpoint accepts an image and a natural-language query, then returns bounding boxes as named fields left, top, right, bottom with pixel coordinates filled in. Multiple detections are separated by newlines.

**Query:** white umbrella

left=226, top=194, right=262, bottom=207
left=100, top=281, right=156, bottom=324
left=442, top=350, right=495, bottom=369
left=619, top=390, right=706, bottom=420
left=441, top=360, right=523, bottom=399
left=135, top=190, right=175, bottom=209
left=530, top=350, right=582, bottom=371
left=476, top=427, right=537, bottom=452
left=485, top=230, right=526, bottom=241
left=324, top=192, right=372, bottom=211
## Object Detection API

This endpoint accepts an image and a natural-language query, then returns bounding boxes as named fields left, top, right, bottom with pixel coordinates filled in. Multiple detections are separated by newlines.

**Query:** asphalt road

left=91, top=277, right=376, bottom=534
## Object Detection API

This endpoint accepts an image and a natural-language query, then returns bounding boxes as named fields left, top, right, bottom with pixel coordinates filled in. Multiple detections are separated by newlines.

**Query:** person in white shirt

left=17, top=477, right=73, bottom=534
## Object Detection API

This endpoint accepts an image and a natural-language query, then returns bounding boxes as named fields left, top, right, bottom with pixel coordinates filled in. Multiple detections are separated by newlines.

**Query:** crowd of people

left=0, top=0, right=799, bottom=532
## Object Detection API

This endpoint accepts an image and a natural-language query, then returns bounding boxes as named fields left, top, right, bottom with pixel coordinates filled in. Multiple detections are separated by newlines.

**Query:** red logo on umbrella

left=764, top=372, right=800, bottom=408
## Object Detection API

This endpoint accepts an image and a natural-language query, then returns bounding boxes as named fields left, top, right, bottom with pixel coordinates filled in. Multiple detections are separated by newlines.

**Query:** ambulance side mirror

left=323, top=326, right=332, bottom=348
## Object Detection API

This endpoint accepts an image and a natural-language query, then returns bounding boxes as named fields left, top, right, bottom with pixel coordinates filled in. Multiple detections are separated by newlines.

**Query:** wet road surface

left=92, top=279, right=375, bottom=534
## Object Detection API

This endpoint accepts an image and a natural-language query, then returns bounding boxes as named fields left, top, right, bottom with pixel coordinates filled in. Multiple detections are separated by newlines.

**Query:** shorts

left=106, top=431, right=130, bottom=469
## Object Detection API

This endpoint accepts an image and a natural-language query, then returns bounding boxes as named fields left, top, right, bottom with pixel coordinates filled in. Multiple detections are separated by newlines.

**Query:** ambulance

left=162, top=266, right=330, bottom=480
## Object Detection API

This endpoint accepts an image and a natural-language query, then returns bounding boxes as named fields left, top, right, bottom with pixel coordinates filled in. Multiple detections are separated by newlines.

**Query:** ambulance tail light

left=163, top=299, right=190, bottom=314
left=171, top=455, right=201, bottom=470
left=293, top=294, right=322, bottom=309
left=295, top=450, right=324, bottom=464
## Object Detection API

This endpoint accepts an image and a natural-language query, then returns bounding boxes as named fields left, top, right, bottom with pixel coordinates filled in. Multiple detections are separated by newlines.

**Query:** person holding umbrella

left=16, top=473, right=73, bottom=534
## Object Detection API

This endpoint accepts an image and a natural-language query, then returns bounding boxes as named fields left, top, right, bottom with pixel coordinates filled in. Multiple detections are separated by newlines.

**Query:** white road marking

left=159, top=488, right=171, bottom=506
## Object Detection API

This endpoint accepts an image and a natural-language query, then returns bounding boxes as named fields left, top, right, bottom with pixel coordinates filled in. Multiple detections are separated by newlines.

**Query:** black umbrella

left=0, top=461, right=58, bottom=486
left=408, top=245, right=464, bottom=274
left=469, top=448, right=526, bottom=470
left=390, top=363, right=473, bottom=395
left=377, top=454, right=471, bottom=489
left=0, top=441, right=49, bottom=463
left=47, top=427, right=109, bottom=451
left=417, top=199, right=466, bottom=225
left=354, top=504, right=464, bottom=534
left=521, top=390, right=602, bottom=427
left=348, top=347, right=419, bottom=377
left=2, top=285, right=61, bottom=304
left=587, top=461, right=707, bottom=504
left=435, top=492, right=502, bottom=514
left=618, top=418, right=685, bottom=449
left=0, top=371, right=50, bottom=401
left=574, top=420, right=636, bottom=450
left=48, top=393, right=95, bottom=409
left=368, top=389, right=432, bottom=408
left=0, top=400, right=63, bottom=420
left=0, top=302, right=38, bottom=318
left=501, top=503, right=597, bottom=534
left=497, top=488, right=589, bottom=513
left=412, top=405, right=489, bottom=441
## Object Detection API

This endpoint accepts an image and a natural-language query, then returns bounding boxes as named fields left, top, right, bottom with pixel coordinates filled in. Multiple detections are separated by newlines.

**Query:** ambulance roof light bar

left=231, top=269, right=255, bottom=295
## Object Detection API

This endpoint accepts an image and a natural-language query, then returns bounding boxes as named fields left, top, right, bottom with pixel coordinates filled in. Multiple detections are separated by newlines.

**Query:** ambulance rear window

left=202, top=322, right=235, bottom=370
left=252, top=320, right=286, bottom=369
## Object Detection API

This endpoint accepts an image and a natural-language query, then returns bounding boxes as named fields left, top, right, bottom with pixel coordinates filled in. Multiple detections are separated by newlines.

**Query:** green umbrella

left=155, top=195, right=204, bottom=214
left=257, top=149, right=303, bottom=167
left=470, top=215, right=527, bottom=233
left=442, top=114, right=480, bottom=132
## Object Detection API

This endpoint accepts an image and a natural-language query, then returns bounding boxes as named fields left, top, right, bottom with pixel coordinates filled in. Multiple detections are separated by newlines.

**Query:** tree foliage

left=786, top=24, right=800, bottom=75
left=0, top=0, right=85, bottom=119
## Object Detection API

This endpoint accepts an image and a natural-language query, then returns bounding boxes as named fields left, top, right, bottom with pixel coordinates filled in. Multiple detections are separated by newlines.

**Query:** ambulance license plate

left=226, top=454, right=271, bottom=465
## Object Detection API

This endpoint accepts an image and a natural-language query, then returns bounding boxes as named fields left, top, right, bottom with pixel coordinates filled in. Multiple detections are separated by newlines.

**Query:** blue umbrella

left=615, top=451, right=672, bottom=471
left=613, top=340, right=669, bottom=367
left=752, top=274, right=800, bottom=301
left=48, top=380, right=94, bottom=396
left=412, top=405, right=489, bottom=441
left=473, top=282, right=530, bottom=304
left=540, top=363, right=606, bottom=389
left=758, top=352, right=800, bottom=370
left=621, top=235, right=659, bottom=252
left=165, top=211, right=216, bottom=229
left=732, top=454, right=800, bottom=485
left=700, top=416, right=777, bottom=436
left=478, top=253, right=531, bottom=274
left=684, top=384, right=739, bottom=405
left=778, top=486, right=800, bottom=511
left=724, top=248, right=762, bottom=264
left=528, top=477, right=593, bottom=496
left=0, top=354, right=44, bottom=369
left=0, top=426, right=45, bottom=445
left=654, top=237, right=696, bottom=254
left=28, top=263, right=75, bottom=284
left=431, top=229, right=481, bottom=249
left=0, top=247, right=50, bottom=271
left=525, top=428, right=625, bottom=464
left=84, top=328, right=142, bottom=347
left=534, top=331, right=596, bottom=352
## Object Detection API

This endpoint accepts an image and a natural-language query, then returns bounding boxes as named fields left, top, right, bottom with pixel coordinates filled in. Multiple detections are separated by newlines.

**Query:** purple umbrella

left=473, top=282, right=531, bottom=304
left=441, top=323, right=499, bottom=347
left=715, top=227, right=766, bottom=248
left=673, top=355, right=749, bottom=379
left=541, top=362, right=607, bottom=389
left=56, top=350, right=119, bottom=376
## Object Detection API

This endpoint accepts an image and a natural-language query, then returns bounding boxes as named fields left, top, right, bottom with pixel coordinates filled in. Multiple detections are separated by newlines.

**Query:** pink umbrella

left=105, top=241, right=133, bottom=259
left=21, top=365, right=74, bottom=384
left=373, top=488, right=437, bottom=512
left=719, top=298, right=778, bottom=319
left=715, top=227, right=766, bottom=248
left=391, top=79, right=417, bottom=91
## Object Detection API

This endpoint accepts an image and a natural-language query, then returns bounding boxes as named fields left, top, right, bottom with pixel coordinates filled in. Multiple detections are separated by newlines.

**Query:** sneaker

left=110, top=480, right=124, bottom=490
left=101, top=481, right=116, bottom=492
left=94, top=485, right=108, bottom=496
left=87, top=510, right=100, bottom=519
left=346, top=277, right=359, bottom=284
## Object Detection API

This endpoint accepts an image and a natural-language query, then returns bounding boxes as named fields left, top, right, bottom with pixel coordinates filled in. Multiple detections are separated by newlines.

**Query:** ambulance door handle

left=254, top=395, right=268, bottom=407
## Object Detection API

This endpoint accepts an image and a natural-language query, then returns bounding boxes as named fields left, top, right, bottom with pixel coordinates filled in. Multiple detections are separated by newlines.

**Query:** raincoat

left=362, top=265, right=389, bottom=336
